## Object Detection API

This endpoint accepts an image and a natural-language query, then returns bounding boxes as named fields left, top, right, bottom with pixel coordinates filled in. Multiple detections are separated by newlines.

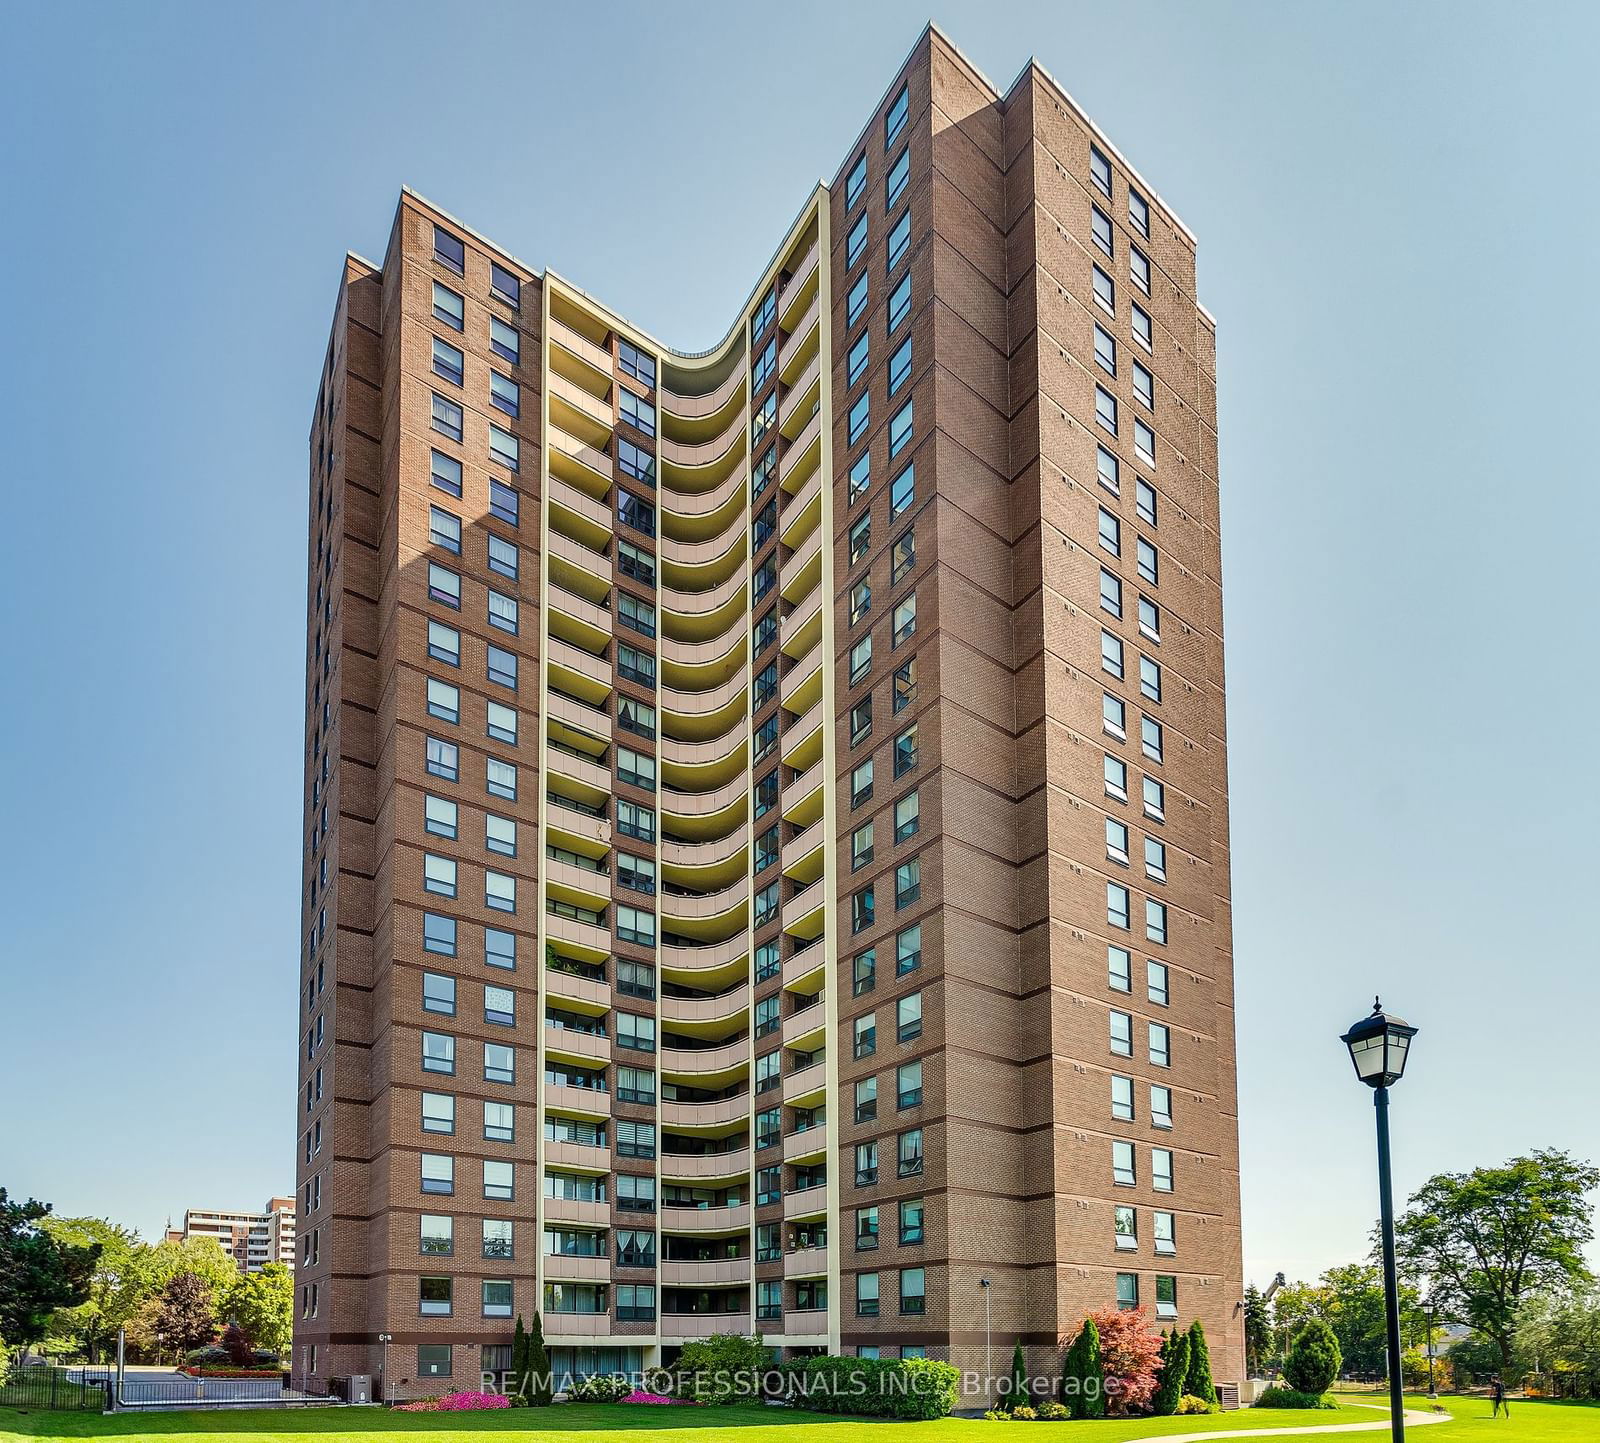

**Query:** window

left=854, top=1074, right=878, bottom=1125
left=1097, top=444, right=1120, bottom=495
left=885, top=147, right=910, bottom=208
left=1151, top=1084, right=1173, bottom=1130
left=1147, top=959, right=1170, bottom=1006
left=1149, top=1021, right=1171, bottom=1068
left=1154, top=1210, right=1176, bottom=1255
left=895, top=857, right=921, bottom=909
left=1090, top=145, right=1112, bottom=196
left=1115, top=1204, right=1137, bottom=1250
left=426, top=735, right=458, bottom=781
left=894, top=790, right=919, bottom=843
left=1129, top=187, right=1150, bottom=237
left=618, top=644, right=654, bottom=685
left=847, top=332, right=870, bottom=387
left=619, top=388, right=655, bottom=437
left=855, top=1139, right=879, bottom=1186
left=429, top=505, right=462, bottom=555
left=892, top=593, right=916, bottom=646
left=852, top=884, right=875, bottom=934
left=888, top=337, right=912, bottom=396
left=483, top=1098, right=515, bottom=1143
left=1103, top=693, right=1127, bottom=741
left=618, top=339, right=655, bottom=388
left=425, top=794, right=458, bottom=838
left=1106, top=814, right=1129, bottom=862
left=850, top=695, right=873, bottom=746
left=488, top=534, right=519, bottom=580
left=1096, top=385, right=1118, bottom=435
left=617, top=746, right=655, bottom=791
left=421, top=1153, right=454, bottom=1196
left=1105, top=753, right=1128, bottom=802
left=421, top=1092, right=455, bottom=1135
left=849, top=635, right=872, bottom=685
left=617, top=905, right=655, bottom=947
left=483, top=1160, right=514, bottom=1200
left=847, top=212, right=868, bottom=269
left=853, top=1011, right=877, bottom=1060
left=618, top=436, right=654, bottom=486
left=847, top=272, right=869, bottom=327
left=845, top=153, right=868, bottom=209
left=434, top=226, right=464, bottom=274
left=486, top=644, right=517, bottom=690
left=421, top=1032, right=454, bottom=1076
left=1139, top=596, right=1160, bottom=641
left=1092, top=204, right=1114, bottom=257
left=1098, top=505, right=1121, bottom=556
left=432, top=336, right=464, bottom=387
left=1133, top=360, right=1154, bottom=410
left=1142, top=715, right=1163, bottom=763
left=618, top=539, right=654, bottom=585
left=618, top=490, right=655, bottom=536
left=1093, top=265, right=1115, bottom=315
left=424, top=853, right=457, bottom=898
left=1116, top=1272, right=1139, bottom=1310
left=1153, top=1148, right=1174, bottom=1192
left=485, top=1042, right=515, bottom=1085
left=428, top=562, right=460, bottom=609
left=885, top=83, right=909, bottom=147
left=1102, top=629, right=1124, bottom=678
left=430, top=448, right=462, bottom=498
left=1144, top=833, right=1168, bottom=882
left=896, top=922, right=922, bottom=975
left=490, top=316, right=519, bottom=364
left=423, top=972, right=456, bottom=1015
left=1131, top=245, right=1151, bottom=295
left=423, top=913, right=456, bottom=956
left=484, top=870, right=516, bottom=913
left=887, top=467, right=915, bottom=521
left=848, top=392, right=870, bottom=445
left=851, top=821, right=875, bottom=871
left=899, top=1267, right=926, bottom=1315
left=1143, top=776, right=1165, bottom=822
left=893, top=656, right=917, bottom=712
left=885, top=273, right=914, bottom=341
left=851, top=758, right=874, bottom=809
left=488, top=589, right=519, bottom=637
left=418, top=1343, right=452, bottom=1378
left=848, top=450, right=871, bottom=504
left=1146, top=899, right=1168, bottom=946
left=887, top=208, right=911, bottom=270
left=856, top=1271, right=880, bottom=1317
left=1137, top=537, right=1159, bottom=585
left=490, top=371, right=519, bottom=419
left=1110, top=1008, right=1133, bottom=1056
left=897, top=991, right=923, bottom=1042
left=1134, top=419, right=1156, bottom=468
left=894, top=723, right=918, bottom=776
left=1113, top=1139, right=1136, bottom=1186
left=431, top=391, right=464, bottom=442
left=897, top=1128, right=923, bottom=1176
left=1132, top=302, right=1153, bottom=351
left=1094, top=323, right=1117, bottom=375
left=1111, top=1074, right=1135, bottom=1122
left=889, top=399, right=914, bottom=457
left=485, top=927, right=515, bottom=970
left=891, top=528, right=915, bottom=584
left=897, top=1059, right=922, bottom=1108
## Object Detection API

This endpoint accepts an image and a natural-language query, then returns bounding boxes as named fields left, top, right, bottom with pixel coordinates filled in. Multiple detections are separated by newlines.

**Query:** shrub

left=779, top=1356, right=960, bottom=1421
left=621, top=1391, right=692, bottom=1405
left=1178, top=1393, right=1218, bottom=1414
left=1011, top=1404, right=1038, bottom=1420
left=566, top=1373, right=631, bottom=1403
left=184, top=1345, right=230, bottom=1366
left=220, top=1323, right=252, bottom=1367
left=1037, top=1400, right=1069, bottom=1420
left=1006, top=1339, right=1028, bottom=1409
left=1257, top=1385, right=1337, bottom=1410
left=983, top=1409, right=1010, bottom=1421
left=1151, top=1330, right=1189, bottom=1416
left=525, top=1313, right=552, bottom=1407
left=674, top=1334, right=769, bottom=1404
left=1086, top=1307, right=1164, bottom=1415
left=1184, top=1320, right=1217, bottom=1408
left=1060, top=1316, right=1104, bottom=1419
left=1284, top=1319, right=1342, bottom=1396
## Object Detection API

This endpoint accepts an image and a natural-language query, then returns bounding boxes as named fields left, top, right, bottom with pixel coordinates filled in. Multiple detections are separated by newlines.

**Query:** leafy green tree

left=1446, top=1334, right=1504, bottom=1386
left=1394, top=1149, right=1598, bottom=1374
left=1184, top=1318, right=1217, bottom=1406
left=1514, top=1285, right=1600, bottom=1399
left=509, top=1314, right=529, bottom=1405
left=1059, top=1315, right=1104, bottom=1419
left=138, top=1237, right=239, bottom=1303
left=0, top=1190, right=100, bottom=1355
left=225, top=1263, right=292, bottom=1355
left=1244, top=1285, right=1270, bottom=1377
left=526, top=1311, right=551, bottom=1405
left=154, top=1272, right=216, bottom=1353
left=39, top=1217, right=142, bottom=1362
left=1285, top=1318, right=1342, bottom=1396
left=1007, top=1339, right=1027, bottom=1409
left=1152, top=1330, right=1189, bottom=1415
left=672, top=1333, right=766, bottom=1404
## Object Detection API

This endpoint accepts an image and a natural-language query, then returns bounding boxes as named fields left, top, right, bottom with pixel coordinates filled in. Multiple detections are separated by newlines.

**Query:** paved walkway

left=1125, top=1403, right=1447, bottom=1443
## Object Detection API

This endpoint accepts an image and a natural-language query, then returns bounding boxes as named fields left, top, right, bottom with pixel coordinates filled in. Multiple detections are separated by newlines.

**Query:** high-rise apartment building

left=295, top=24, right=1242, bottom=1401
left=172, top=1199, right=297, bottom=1274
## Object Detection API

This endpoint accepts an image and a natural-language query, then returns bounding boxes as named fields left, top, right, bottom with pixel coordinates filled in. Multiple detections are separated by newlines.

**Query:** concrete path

left=1124, top=1403, right=1448, bottom=1443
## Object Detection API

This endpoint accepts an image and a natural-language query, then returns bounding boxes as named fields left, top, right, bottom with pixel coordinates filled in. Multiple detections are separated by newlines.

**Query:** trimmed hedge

left=778, top=1356, right=960, bottom=1420
left=1257, top=1385, right=1337, bottom=1410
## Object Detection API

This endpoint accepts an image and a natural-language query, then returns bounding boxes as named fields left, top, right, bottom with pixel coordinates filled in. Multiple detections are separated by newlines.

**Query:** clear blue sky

left=2, top=1, right=1595, bottom=1286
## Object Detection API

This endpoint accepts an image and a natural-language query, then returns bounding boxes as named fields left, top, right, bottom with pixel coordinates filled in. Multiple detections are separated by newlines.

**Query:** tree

left=1152, top=1330, right=1189, bottom=1415
left=1394, top=1149, right=1598, bottom=1374
left=39, top=1217, right=142, bottom=1363
left=0, top=1190, right=101, bottom=1355
left=1059, top=1316, right=1104, bottom=1419
left=1006, top=1339, right=1027, bottom=1409
left=1285, top=1318, right=1342, bottom=1396
left=225, top=1264, right=292, bottom=1356
left=138, top=1237, right=239, bottom=1304
left=526, top=1311, right=551, bottom=1405
left=1244, top=1285, right=1270, bottom=1377
left=1514, top=1285, right=1600, bottom=1399
left=1319, top=1263, right=1424, bottom=1376
left=154, top=1272, right=216, bottom=1354
left=1184, top=1318, right=1217, bottom=1406
left=672, top=1333, right=766, bottom=1404
left=509, top=1314, right=529, bottom=1405
left=219, top=1322, right=252, bottom=1367
left=1087, top=1306, right=1164, bottom=1415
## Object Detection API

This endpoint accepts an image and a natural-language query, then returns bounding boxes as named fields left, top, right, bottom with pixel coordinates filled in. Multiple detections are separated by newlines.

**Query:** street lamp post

left=1425, top=1297, right=1437, bottom=1400
left=377, top=1333, right=392, bottom=1403
left=1341, top=998, right=1418, bottom=1443
left=980, top=1279, right=992, bottom=1409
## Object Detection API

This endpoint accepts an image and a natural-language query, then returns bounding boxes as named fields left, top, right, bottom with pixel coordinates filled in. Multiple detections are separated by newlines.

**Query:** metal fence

left=0, top=1366, right=112, bottom=1412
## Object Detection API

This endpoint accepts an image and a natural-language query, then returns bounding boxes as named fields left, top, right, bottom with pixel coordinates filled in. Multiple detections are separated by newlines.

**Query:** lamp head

left=1340, top=997, right=1417, bottom=1088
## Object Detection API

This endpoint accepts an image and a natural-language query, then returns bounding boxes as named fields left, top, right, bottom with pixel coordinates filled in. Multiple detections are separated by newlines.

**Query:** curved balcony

left=660, top=457, right=748, bottom=544
left=782, top=1184, right=828, bottom=1222
left=661, top=361, right=745, bottom=428
left=544, top=1139, right=612, bottom=1175
left=541, top=1196, right=609, bottom=1228
left=660, top=933, right=748, bottom=992
left=549, top=373, right=614, bottom=450
left=660, top=1036, right=749, bottom=1083
left=545, top=1251, right=610, bottom=1283
left=660, top=718, right=747, bottom=791
left=660, top=561, right=749, bottom=644
left=660, top=629, right=746, bottom=693
left=779, top=406, right=823, bottom=493
left=544, top=1026, right=611, bottom=1067
left=660, top=876, right=749, bottom=938
left=777, top=240, right=820, bottom=331
left=658, top=1202, right=750, bottom=1235
left=660, top=673, right=748, bottom=747
left=662, top=422, right=746, bottom=495
left=660, top=771, right=747, bottom=843
left=660, top=826, right=749, bottom=894
left=661, top=1146, right=751, bottom=1183
left=659, top=1257, right=751, bottom=1286
left=783, top=1125, right=828, bottom=1166
left=548, top=423, right=612, bottom=501
left=660, top=1089, right=750, bottom=1130
left=661, top=981, right=749, bottom=1027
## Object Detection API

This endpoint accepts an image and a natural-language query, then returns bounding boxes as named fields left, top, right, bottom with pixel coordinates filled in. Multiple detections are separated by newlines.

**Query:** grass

left=0, top=1393, right=1592, bottom=1443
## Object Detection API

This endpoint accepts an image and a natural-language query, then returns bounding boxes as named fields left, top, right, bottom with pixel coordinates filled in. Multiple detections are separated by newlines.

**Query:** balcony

left=777, top=241, right=820, bottom=330
left=783, top=1125, right=828, bottom=1165
left=781, top=999, right=826, bottom=1050
left=543, top=1139, right=612, bottom=1174
left=541, top=1196, right=609, bottom=1228
left=546, top=966, right=611, bottom=1013
left=660, top=459, right=748, bottom=546
left=659, top=1257, right=751, bottom=1287
left=659, top=930, right=748, bottom=986
left=544, top=855, right=611, bottom=910
left=780, top=703, right=824, bottom=773
left=544, top=911, right=611, bottom=964
left=548, top=474, right=613, bottom=553
left=546, top=745, right=613, bottom=808
left=545, top=798, right=611, bottom=851
left=777, top=357, right=820, bottom=439
left=545, top=688, right=613, bottom=755
left=661, top=982, right=748, bottom=1027
left=781, top=761, right=824, bottom=830
left=779, top=641, right=822, bottom=716
left=544, top=1251, right=610, bottom=1283
left=660, top=1145, right=751, bottom=1182
left=779, top=466, right=822, bottom=548
left=544, top=1026, right=611, bottom=1067
left=545, top=527, right=613, bottom=603
left=547, top=423, right=612, bottom=500
left=781, top=819, right=825, bottom=884
left=779, top=407, right=822, bottom=493
left=779, top=527, right=822, bottom=605
left=660, top=561, right=749, bottom=641
left=659, top=824, right=749, bottom=886
left=660, top=1093, right=750, bottom=1130
left=778, top=295, right=820, bottom=386
left=782, top=1183, right=828, bottom=1222
left=782, top=938, right=827, bottom=990
left=659, top=408, right=746, bottom=476
left=543, top=1081, right=612, bottom=1119
left=779, top=589, right=823, bottom=660
left=658, top=1202, right=750, bottom=1234
left=544, top=1311, right=611, bottom=1338
left=546, top=637, right=612, bottom=708
left=549, top=373, right=614, bottom=449
left=661, top=363, right=745, bottom=425
left=783, top=1243, right=828, bottom=1280
left=782, top=1057, right=826, bottom=1107
left=660, top=1310, right=752, bottom=1339
left=548, top=317, right=613, bottom=394
left=658, top=671, right=748, bottom=746
left=660, top=1036, right=749, bottom=1081
left=780, top=877, right=826, bottom=940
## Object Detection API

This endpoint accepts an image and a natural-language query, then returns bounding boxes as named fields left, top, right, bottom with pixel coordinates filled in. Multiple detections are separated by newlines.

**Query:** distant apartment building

left=174, top=1198, right=297, bottom=1273
left=295, top=22, right=1243, bottom=1400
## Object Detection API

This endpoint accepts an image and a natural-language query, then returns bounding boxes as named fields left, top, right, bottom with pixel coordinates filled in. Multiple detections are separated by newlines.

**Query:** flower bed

left=180, top=1366, right=283, bottom=1378
left=622, top=1390, right=694, bottom=1405
left=396, top=1391, right=511, bottom=1412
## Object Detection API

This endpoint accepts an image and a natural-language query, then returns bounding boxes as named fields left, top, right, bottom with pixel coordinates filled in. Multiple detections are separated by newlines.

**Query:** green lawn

left=0, top=1393, right=1592, bottom=1443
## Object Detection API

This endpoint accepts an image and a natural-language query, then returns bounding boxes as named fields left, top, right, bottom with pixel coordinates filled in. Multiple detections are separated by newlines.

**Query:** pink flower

left=397, top=1391, right=510, bottom=1412
left=622, top=1390, right=693, bottom=1405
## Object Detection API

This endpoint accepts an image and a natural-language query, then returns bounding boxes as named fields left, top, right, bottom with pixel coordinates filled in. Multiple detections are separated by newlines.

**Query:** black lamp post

left=1341, top=998, right=1418, bottom=1443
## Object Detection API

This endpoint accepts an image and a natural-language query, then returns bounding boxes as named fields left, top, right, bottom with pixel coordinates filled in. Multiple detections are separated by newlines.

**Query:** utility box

left=346, top=1375, right=371, bottom=1404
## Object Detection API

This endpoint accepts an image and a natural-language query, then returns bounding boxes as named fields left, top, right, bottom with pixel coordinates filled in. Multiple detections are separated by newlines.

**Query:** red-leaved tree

left=1086, top=1306, right=1165, bottom=1415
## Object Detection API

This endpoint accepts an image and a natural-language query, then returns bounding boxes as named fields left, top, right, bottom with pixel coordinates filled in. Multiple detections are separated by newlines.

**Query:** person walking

left=1489, top=1375, right=1509, bottom=1419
